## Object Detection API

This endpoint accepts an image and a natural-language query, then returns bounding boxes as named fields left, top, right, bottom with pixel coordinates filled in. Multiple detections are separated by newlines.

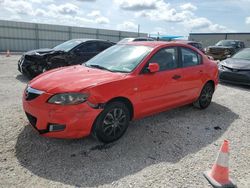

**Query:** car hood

left=24, top=48, right=56, bottom=55
left=221, top=58, right=250, bottom=70
left=29, top=65, right=127, bottom=93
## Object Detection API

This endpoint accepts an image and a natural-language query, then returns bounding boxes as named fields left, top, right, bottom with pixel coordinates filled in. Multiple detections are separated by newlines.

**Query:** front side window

left=98, top=42, right=113, bottom=51
left=181, top=48, right=201, bottom=67
left=77, top=42, right=98, bottom=53
left=148, top=48, right=178, bottom=71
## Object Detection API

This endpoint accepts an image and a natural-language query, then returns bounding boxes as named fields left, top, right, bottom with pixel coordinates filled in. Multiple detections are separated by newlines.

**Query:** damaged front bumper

left=18, top=55, right=45, bottom=78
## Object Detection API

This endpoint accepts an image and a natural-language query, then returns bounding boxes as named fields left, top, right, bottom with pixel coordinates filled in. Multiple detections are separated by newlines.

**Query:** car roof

left=220, top=39, right=243, bottom=42
left=174, top=40, right=201, bottom=44
left=124, top=41, right=191, bottom=48
left=69, top=38, right=114, bottom=43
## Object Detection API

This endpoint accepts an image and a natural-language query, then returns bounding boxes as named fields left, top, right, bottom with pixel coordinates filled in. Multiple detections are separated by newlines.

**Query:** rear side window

left=181, top=48, right=202, bottom=67
left=148, top=48, right=178, bottom=71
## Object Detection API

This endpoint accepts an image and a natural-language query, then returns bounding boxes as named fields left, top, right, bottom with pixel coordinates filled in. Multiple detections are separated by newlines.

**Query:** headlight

left=218, top=63, right=225, bottom=70
left=48, top=93, right=89, bottom=105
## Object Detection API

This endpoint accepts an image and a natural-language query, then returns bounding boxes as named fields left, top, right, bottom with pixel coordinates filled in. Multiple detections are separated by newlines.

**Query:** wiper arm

left=87, top=64, right=111, bottom=71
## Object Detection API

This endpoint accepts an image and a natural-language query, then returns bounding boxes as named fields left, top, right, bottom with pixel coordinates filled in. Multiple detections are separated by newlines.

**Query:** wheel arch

left=106, top=96, right=134, bottom=120
left=205, top=80, right=215, bottom=91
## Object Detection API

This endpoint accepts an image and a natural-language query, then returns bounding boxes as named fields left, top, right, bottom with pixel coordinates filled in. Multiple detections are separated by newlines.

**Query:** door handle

left=172, top=75, right=181, bottom=80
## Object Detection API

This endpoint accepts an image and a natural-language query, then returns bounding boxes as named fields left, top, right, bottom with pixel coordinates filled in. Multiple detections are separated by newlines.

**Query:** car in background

left=205, top=40, right=245, bottom=60
left=176, top=40, right=205, bottom=53
left=118, top=37, right=155, bottom=43
left=23, top=41, right=218, bottom=143
left=18, top=39, right=115, bottom=78
left=219, top=48, right=250, bottom=85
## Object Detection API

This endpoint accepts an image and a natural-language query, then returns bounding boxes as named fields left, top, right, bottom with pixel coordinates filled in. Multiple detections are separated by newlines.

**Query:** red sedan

left=23, top=42, right=219, bottom=143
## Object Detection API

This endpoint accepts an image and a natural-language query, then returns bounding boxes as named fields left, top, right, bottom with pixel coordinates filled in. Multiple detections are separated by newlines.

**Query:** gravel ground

left=0, top=55, right=249, bottom=188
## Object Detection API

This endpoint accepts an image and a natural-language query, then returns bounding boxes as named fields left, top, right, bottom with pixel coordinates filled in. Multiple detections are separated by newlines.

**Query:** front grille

left=209, top=48, right=225, bottom=55
left=25, top=112, right=37, bottom=127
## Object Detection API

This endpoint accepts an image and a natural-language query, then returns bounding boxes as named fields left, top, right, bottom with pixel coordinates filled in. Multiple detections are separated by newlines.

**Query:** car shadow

left=16, top=74, right=29, bottom=83
left=15, top=102, right=238, bottom=187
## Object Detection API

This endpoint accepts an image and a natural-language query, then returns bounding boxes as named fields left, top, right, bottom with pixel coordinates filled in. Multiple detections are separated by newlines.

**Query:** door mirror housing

left=148, top=63, right=159, bottom=73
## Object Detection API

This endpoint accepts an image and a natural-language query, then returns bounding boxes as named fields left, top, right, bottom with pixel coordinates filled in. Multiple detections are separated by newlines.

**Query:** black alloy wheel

left=93, top=102, right=130, bottom=143
left=193, top=82, right=214, bottom=109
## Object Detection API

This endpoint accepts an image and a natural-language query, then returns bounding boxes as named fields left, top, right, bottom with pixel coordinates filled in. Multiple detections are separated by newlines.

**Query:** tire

left=92, top=101, right=130, bottom=143
left=193, top=82, right=214, bottom=109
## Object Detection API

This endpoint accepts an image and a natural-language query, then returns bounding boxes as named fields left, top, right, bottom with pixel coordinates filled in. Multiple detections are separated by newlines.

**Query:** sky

left=0, top=0, right=250, bottom=36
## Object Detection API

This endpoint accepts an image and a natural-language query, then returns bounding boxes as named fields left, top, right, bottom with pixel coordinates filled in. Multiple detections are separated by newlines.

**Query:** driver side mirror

left=147, top=63, right=159, bottom=73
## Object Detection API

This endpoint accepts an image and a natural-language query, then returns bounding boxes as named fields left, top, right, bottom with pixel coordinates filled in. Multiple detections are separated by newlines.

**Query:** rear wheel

left=92, top=102, right=130, bottom=143
left=193, top=82, right=214, bottom=109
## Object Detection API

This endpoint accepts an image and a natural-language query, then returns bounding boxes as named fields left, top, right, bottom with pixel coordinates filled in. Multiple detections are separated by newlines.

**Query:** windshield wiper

left=86, top=64, right=112, bottom=72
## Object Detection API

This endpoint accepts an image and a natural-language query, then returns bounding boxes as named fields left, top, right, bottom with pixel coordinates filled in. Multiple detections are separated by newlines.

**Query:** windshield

left=85, top=44, right=152, bottom=73
left=53, top=40, right=83, bottom=52
left=232, top=48, right=250, bottom=60
left=215, top=40, right=237, bottom=47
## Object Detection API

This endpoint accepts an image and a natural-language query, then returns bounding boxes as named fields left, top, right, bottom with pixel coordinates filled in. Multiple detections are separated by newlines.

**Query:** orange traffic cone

left=6, top=50, right=10, bottom=57
left=203, top=140, right=236, bottom=188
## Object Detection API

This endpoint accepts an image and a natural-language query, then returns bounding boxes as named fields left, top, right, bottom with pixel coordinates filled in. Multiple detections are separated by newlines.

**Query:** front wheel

left=193, top=82, right=214, bottom=109
left=92, top=102, right=130, bottom=143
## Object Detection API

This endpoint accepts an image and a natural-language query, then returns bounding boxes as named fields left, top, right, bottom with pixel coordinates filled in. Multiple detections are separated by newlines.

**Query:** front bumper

left=206, top=53, right=228, bottom=61
left=22, top=91, right=102, bottom=139
left=18, top=56, right=44, bottom=78
left=219, top=69, right=250, bottom=86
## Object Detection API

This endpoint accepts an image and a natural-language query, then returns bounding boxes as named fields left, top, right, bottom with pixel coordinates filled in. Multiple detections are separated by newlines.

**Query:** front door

left=72, top=42, right=99, bottom=64
left=135, top=47, right=185, bottom=117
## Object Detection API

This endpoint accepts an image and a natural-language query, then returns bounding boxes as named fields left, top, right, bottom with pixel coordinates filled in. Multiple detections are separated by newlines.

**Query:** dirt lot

left=0, top=55, right=249, bottom=188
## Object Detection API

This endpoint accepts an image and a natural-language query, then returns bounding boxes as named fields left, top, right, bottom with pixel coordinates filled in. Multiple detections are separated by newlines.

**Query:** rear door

left=178, top=47, right=205, bottom=101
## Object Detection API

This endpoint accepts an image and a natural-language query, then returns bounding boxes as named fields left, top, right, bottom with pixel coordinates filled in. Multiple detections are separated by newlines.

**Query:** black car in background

left=18, top=39, right=115, bottom=78
left=219, top=48, right=250, bottom=85
left=205, top=40, right=245, bottom=60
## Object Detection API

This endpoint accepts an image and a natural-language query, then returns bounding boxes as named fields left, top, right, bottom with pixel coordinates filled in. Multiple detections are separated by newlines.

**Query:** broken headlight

left=48, top=93, right=89, bottom=105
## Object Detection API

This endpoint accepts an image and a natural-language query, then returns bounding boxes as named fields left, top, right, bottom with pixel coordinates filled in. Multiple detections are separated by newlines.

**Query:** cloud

left=95, top=17, right=109, bottom=24
left=29, top=0, right=54, bottom=3
left=87, top=10, right=101, bottom=17
left=114, top=0, right=158, bottom=11
left=246, top=17, right=250, bottom=24
left=77, top=0, right=96, bottom=1
left=116, top=0, right=230, bottom=32
left=136, top=1, right=193, bottom=23
left=2, top=0, right=34, bottom=15
left=86, top=10, right=109, bottom=24
left=180, top=3, right=197, bottom=11
left=183, top=17, right=229, bottom=32
left=48, top=3, right=79, bottom=15
left=117, top=21, right=138, bottom=31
